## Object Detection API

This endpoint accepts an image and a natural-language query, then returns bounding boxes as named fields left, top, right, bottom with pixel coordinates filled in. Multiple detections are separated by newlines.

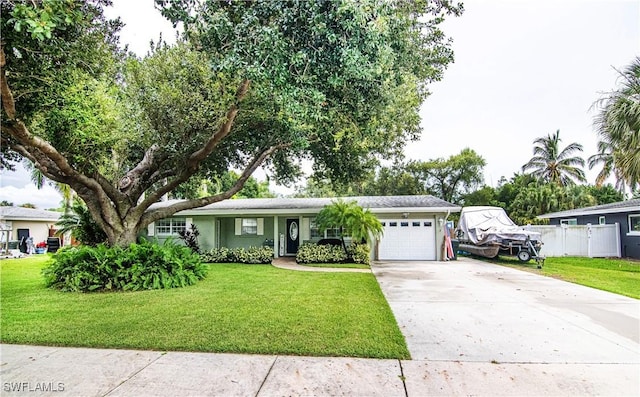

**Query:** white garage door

left=378, top=219, right=436, bottom=260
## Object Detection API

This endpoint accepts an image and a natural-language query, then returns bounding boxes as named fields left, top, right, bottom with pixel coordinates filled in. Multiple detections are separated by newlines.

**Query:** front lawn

left=0, top=255, right=408, bottom=359
left=486, top=255, right=640, bottom=299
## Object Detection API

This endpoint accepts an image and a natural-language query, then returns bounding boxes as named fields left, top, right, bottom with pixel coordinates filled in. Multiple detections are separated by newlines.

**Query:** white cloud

left=0, top=184, right=63, bottom=210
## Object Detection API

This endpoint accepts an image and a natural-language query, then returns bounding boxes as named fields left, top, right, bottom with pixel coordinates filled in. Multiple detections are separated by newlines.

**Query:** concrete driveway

left=371, top=257, right=640, bottom=396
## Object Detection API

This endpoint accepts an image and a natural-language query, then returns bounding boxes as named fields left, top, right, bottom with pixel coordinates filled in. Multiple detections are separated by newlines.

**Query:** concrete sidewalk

left=3, top=343, right=638, bottom=396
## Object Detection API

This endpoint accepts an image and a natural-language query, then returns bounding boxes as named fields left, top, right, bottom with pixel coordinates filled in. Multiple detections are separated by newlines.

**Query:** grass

left=299, top=263, right=370, bottom=269
left=0, top=255, right=408, bottom=359
left=482, top=254, right=640, bottom=299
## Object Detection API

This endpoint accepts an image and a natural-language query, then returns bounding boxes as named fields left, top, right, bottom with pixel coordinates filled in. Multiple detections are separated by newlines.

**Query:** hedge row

left=200, top=246, right=273, bottom=264
left=295, top=242, right=370, bottom=265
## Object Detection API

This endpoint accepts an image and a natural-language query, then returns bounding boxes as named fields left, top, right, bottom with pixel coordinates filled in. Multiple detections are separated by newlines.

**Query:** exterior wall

left=217, top=216, right=275, bottom=249
left=159, top=210, right=456, bottom=261
left=5, top=220, right=55, bottom=246
left=548, top=211, right=640, bottom=259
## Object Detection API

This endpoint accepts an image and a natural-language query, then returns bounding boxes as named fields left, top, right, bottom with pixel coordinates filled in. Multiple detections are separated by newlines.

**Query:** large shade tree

left=1, top=0, right=462, bottom=246
left=590, top=57, right=640, bottom=193
left=521, top=130, right=586, bottom=186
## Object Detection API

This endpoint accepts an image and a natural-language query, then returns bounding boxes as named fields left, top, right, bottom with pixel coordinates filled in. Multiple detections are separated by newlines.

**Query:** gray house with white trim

left=538, top=199, right=640, bottom=259
left=148, top=195, right=460, bottom=261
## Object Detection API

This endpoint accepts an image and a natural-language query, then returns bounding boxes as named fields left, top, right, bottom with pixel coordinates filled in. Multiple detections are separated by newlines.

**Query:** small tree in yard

left=316, top=199, right=383, bottom=253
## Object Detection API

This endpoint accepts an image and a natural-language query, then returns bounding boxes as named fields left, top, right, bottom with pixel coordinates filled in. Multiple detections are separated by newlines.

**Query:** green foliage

left=489, top=256, right=640, bottom=300
left=157, top=0, right=463, bottom=185
left=347, top=243, right=371, bottom=265
left=201, top=246, right=273, bottom=264
left=316, top=199, right=383, bottom=243
left=8, top=0, right=84, bottom=41
left=406, top=148, right=486, bottom=204
left=296, top=242, right=370, bottom=265
left=586, top=184, right=624, bottom=205
left=521, top=130, right=586, bottom=186
left=55, top=199, right=107, bottom=246
left=591, top=57, right=640, bottom=193
left=2, top=256, right=408, bottom=358
left=42, top=240, right=207, bottom=292
left=462, top=175, right=623, bottom=225
left=3, top=0, right=462, bottom=248
left=172, top=171, right=276, bottom=200
left=296, top=242, right=348, bottom=264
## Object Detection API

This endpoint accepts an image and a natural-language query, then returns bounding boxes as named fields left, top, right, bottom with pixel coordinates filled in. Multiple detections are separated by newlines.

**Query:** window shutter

left=235, top=218, right=242, bottom=235
left=186, top=218, right=193, bottom=229
left=301, top=218, right=310, bottom=241
left=257, top=218, right=264, bottom=235
left=148, top=222, right=155, bottom=237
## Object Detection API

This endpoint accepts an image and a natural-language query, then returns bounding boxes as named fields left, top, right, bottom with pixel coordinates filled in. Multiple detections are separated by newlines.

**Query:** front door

left=286, top=218, right=299, bottom=255
left=17, top=229, right=30, bottom=253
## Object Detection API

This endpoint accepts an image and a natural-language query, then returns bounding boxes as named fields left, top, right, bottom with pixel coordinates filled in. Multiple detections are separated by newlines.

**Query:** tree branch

left=187, top=79, right=250, bottom=166
left=1, top=46, right=17, bottom=119
left=140, top=143, right=289, bottom=226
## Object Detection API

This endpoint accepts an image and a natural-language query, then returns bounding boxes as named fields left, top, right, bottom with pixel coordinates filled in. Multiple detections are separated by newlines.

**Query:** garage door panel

left=378, top=219, right=436, bottom=260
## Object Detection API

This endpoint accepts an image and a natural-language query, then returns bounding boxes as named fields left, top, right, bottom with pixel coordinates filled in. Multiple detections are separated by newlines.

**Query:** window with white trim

left=560, top=218, right=577, bottom=226
left=629, top=214, right=640, bottom=234
left=155, top=218, right=186, bottom=236
left=598, top=216, right=606, bottom=225
left=310, top=219, right=321, bottom=238
left=242, top=218, right=258, bottom=235
left=309, top=217, right=348, bottom=238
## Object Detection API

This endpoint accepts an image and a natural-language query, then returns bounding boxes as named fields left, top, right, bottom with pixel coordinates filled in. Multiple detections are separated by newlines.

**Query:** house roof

left=151, top=195, right=460, bottom=216
left=0, top=206, right=61, bottom=222
left=538, top=199, right=640, bottom=219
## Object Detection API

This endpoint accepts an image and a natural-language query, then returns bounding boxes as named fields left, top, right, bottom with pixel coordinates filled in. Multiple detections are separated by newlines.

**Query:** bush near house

left=201, top=246, right=273, bottom=264
left=43, top=240, right=207, bottom=292
left=296, top=242, right=371, bottom=265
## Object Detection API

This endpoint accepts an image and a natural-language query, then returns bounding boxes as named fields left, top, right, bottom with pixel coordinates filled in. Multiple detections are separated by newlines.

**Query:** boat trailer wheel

left=517, top=249, right=531, bottom=262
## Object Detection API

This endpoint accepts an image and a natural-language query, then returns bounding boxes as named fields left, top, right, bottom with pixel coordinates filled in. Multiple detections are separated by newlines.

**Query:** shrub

left=42, top=240, right=207, bottom=292
left=296, top=242, right=371, bottom=265
left=201, top=246, right=273, bottom=264
left=296, top=242, right=348, bottom=264
left=347, top=243, right=371, bottom=265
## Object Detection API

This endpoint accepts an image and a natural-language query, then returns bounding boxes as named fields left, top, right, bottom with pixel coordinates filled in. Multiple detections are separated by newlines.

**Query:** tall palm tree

left=591, top=57, right=640, bottom=193
left=522, top=130, right=586, bottom=186
left=587, top=140, right=627, bottom=191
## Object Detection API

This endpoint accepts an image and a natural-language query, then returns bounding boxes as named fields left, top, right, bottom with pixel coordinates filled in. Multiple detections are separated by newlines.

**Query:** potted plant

left=35, top=241, right=47, bottom=254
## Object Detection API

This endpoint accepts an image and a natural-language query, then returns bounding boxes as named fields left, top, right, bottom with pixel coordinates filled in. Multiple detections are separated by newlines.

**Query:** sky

left=1, top=0, right=638, bottom=209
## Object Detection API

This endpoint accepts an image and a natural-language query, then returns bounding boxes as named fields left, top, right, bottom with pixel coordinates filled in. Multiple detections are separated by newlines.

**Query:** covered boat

left=455, top=206, right=544, bottom=266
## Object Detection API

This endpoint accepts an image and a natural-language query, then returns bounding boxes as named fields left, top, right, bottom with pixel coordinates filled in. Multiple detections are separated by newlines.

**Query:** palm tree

left=522, top=130, right=586, bottom=186
left=56, top=199, right=107, bottom=246
left=316, top=199, right=383, bottom=252
left=591, top=57, right=640, bottom=193
left=587, top=140, right=627, bottom=191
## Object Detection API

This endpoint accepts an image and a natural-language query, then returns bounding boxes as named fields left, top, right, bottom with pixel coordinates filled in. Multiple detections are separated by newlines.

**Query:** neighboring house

left=148, top=195, right=461, bottom=261
left=538, top=199, right=640, bottom=259
left=0, top=206, right=61, bottom=247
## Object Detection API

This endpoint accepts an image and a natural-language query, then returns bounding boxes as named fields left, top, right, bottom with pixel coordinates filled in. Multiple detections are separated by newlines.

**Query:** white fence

left=526, top=224, right=621, bottom=258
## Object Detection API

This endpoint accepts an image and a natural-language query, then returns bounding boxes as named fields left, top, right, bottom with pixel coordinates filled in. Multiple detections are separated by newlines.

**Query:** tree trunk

left=111, top=227, right=141, bottom=247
